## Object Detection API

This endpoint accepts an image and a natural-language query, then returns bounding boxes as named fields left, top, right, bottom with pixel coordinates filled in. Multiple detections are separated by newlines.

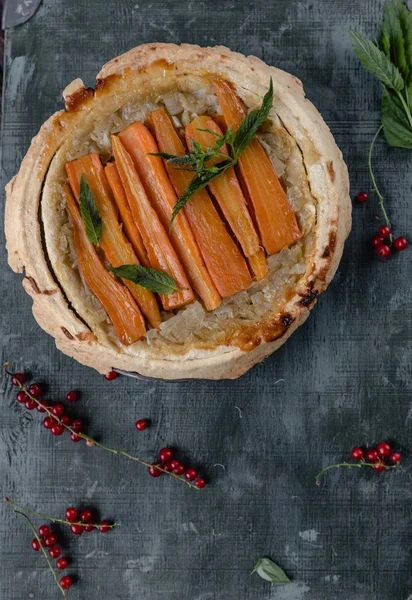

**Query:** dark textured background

left=1, top=1, right=412, bottom=599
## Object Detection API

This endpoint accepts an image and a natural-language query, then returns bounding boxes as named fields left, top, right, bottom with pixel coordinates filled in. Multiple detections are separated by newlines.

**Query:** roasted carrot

left=65, top=154, right=161, bottom=329
left=63, top=185, right=146, bottom=345
left=105, top=162, right=149, bottom=268
left=112, top=136, right=194, bottom=311
left=185, top=116, right=261, bottom=258
left=118, top=123, right=222, bottom=311
left=147, top=108, right=252, bottom=297
left=213, top=79, right=301, bottom=255
left=247, top=249, right=268, bottom=281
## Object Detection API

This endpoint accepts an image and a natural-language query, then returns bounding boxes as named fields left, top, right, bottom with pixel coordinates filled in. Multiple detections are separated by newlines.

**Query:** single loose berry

left=84, top=525, right=94, bottom=532
left=70, top=433, right=82, bottom=443
left=80, top=509, right=92, bottom=523
left=43, top=416, right=55, bottom=429
left=351, top=447, right=364, bottom=461
left=356, top=191, right=368, bottom=203
left=36, top=401, right=47, bottom=413
left=377, top=442, right=391, bottom=457
left=373, top=461, right=386, bottom=472
left=70, top=524, right=84, bottom=535
left=98, top=521, right=111, bottom=533
left=394, top=236, right=408, bottom=251
left=25, top=398, right=36, bottom=410
left=11, top=373, right=25, bottom=386
left=371, top=235, right=384, bottom=248
left=65, top=507, right=78, bottom=521
left=31, top=538, right=41, bottom=552
left=52, top=404, right=65, bottom=417
left=135, top=419, right=149, bottom=431
left=148, top=462, right=163, bottom=478
left=71, top=419, right=83, bottom=432
left=51, top=424, right=65, bottom=436
left=66, top=390, right=78, bottom=402
left=390, top=452, right=401, bottom=463
left=104, top=370, right=117, bottom=380
left=159, top=447, right=173, bottom=462
left=38, top=525, right=51, bottom=538
left=195, top=478, right=206, bottom=489
left=28, top=383, right=42, bottom=397
left=44, top=533, right=58, bottom=547
left=173, top=462, right=185, bottom=476
left=60, top=576, right=73, bottom=590
left=185, top=468, right=198, bottom=482
left=17, top=391, right=27, bottom=403
left=366, top=449, right=379, bottom=462
left=48, top=546, right=61, bottom=559
left=377, top=244, right=391, bottom=258
left=56, top=557, right=68, bottom=570
left=378, top=225, right=391, bottom=238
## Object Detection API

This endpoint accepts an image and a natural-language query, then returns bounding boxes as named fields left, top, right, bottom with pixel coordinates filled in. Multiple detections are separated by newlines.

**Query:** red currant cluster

left=351, top=441, right=401, bottom=471
left=31, top=524, right=72, bottom=590
left=64, top=506, right=112, bottom=535
left=149, top=447, right=206, bottom=489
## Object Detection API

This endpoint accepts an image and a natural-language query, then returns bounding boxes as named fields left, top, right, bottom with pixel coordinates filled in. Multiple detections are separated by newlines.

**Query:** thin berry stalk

left=315, top=459, right=399, bottom=484
left=368, top=126, right=393, bottom=241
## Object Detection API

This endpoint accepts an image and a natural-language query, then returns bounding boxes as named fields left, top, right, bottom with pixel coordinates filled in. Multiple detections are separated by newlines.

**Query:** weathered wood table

left=1, top=1, right=412, bottom=599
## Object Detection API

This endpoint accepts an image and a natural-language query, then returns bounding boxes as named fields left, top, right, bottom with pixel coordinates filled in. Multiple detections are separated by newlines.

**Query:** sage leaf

left=79, top=174, right=103, bottom=245
left=350, top=30, right=405, bottom=91
left=109, top=264, right=180, bottom=294
left=382, top=87, right=412, bottom=147
left=252, top=558, right=290, bottom=584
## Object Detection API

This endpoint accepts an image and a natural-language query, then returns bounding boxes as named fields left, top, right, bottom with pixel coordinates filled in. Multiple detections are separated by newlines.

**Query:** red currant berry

left=373, top=461, right=386, bottom=472
left=60, top=415, right=72, bottom=426
left=356, top=191, right=368, bottom=203
left=70, top=524, right=84, bottom=535
left=98, top=521, right=111, bottom=533
left=43, top=416, right=55, bottom=429
left=104, top=370, right=117, bottom=380
left=52, top=404, right=65, bottom=417
left=65, top=507, right=78, bottom=521
left=51, top=424, right=65, bottom=436
left=371, top=235, right=384, bottom=248
left=56, top=557, right=68, bottom=570
left=31, top=538, right=41, bottom=552
left=71, top=419, right=83, bottom=432
left=59, top=576, right=73, bottom=590
left=185, top=468, right=198, bottom=481
left=11, top=373, right=25, bottom=386
left=163, top=461, right=174, bottom=472
left=28, top=383, right=42, bottom=397
left=378, top=225, right=391, bottom=238
left=390, top=452, right=401, bottom=463
left=80, top=510, right=92, bottom=523
left=170, top=460, right=179, bottom=470
left=173, top=462, right=185, bottom=476
left=70, top=433, right=82, bottom=443
left=394, top=236, right=408, bottom=251
left=377, top=442, right=391, bottom=457
left=84, top=525, right=94, bottom=532
left=36, top=401, right=47, bottom=413
left=44, top=534, right=58, bottom=547
left=135, top=419, right=149, bottom=431
left=148, top=462, right=163, bottom=477
left=159, top=447, right=173, bottom=462
left=366, top=449, right=379, bottom=462
left=66, top=390, right=78, bottom=402
left=16, top=391, right=27, bottom=403
left=195, top=478, right=206, bottom=489
left=48, top=546, right=61, bottom=559
left=351, top=447, right=364, bottom=461
left=377, top=244, right=391, bottom=258
left=25, top=398, right=36, bottom=410
left=38, top=525, right=51, bottom=538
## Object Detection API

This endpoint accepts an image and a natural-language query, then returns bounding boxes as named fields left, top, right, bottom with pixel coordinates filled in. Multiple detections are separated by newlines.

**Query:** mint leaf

left=382, top=87, right=412, bottom=147
left=79, top=174, right=103, bottom=245
left=109, top=264, right=180, bottom=294
left=350, top=30, right=405, bottom=90
left=252, top=558, right=290, bottom=584
left=394, top=0, right=412, bottom=84
left=380, top=0, right=408, bottom=78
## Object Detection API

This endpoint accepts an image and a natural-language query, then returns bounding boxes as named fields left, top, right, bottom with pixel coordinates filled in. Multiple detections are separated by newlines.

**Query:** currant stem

left=4, top=498, right=116, bottom=530
left=315, top=460, right=399, bottom=485
left=14, top=511, right=68, bottom=599
left=368, top=126, right=393, bottom=240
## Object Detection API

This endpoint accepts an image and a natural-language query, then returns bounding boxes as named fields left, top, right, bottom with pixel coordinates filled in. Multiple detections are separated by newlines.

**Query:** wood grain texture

left=1, top=1, right=412, bottom=599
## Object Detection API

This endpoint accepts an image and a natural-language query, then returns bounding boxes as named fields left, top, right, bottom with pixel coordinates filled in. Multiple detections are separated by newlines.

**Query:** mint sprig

left=109, top=264, right=181, bottom=294
left=79, top=174, right=103, bottom=245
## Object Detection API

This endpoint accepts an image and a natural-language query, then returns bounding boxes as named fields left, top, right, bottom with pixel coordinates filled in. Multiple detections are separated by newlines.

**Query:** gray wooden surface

left=1, top=1, right=412, bottom=599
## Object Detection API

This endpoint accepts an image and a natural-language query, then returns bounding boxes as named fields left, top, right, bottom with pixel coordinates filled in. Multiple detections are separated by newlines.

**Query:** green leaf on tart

left=109, top=264, right=181, bottom=294
left=78, top=174, right=103, bottom=245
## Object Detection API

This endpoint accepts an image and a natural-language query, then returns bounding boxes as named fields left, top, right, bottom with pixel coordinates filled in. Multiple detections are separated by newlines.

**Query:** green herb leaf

left=380, top=0, right=408, bottom=78
left=109, top=264, right=180, bottom=294
left=79, top=174, right=103, bottom=245
left=382, top=87, right=412, bottom=147
left=252, top=558, right=290, bottom=584
left=350, top=29, right=405, bottom=90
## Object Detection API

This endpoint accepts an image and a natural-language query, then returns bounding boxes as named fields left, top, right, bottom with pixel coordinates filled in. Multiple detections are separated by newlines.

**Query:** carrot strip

left=65, top=154, right=161, bottom=329
left=185, top=116, right=261, bottom=258
left=111, top=136, right=194, bottom=311
left=147, top=109, right=252, bottom=297
left=213, top=79, right=301, bottom=255
left=105, top=162, right=149, bottom=268
left=63, top=185, right=146, bottom=345
left=118, top=123, right=221, bottom=311
left=247, top=249, right=268, bottom=281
